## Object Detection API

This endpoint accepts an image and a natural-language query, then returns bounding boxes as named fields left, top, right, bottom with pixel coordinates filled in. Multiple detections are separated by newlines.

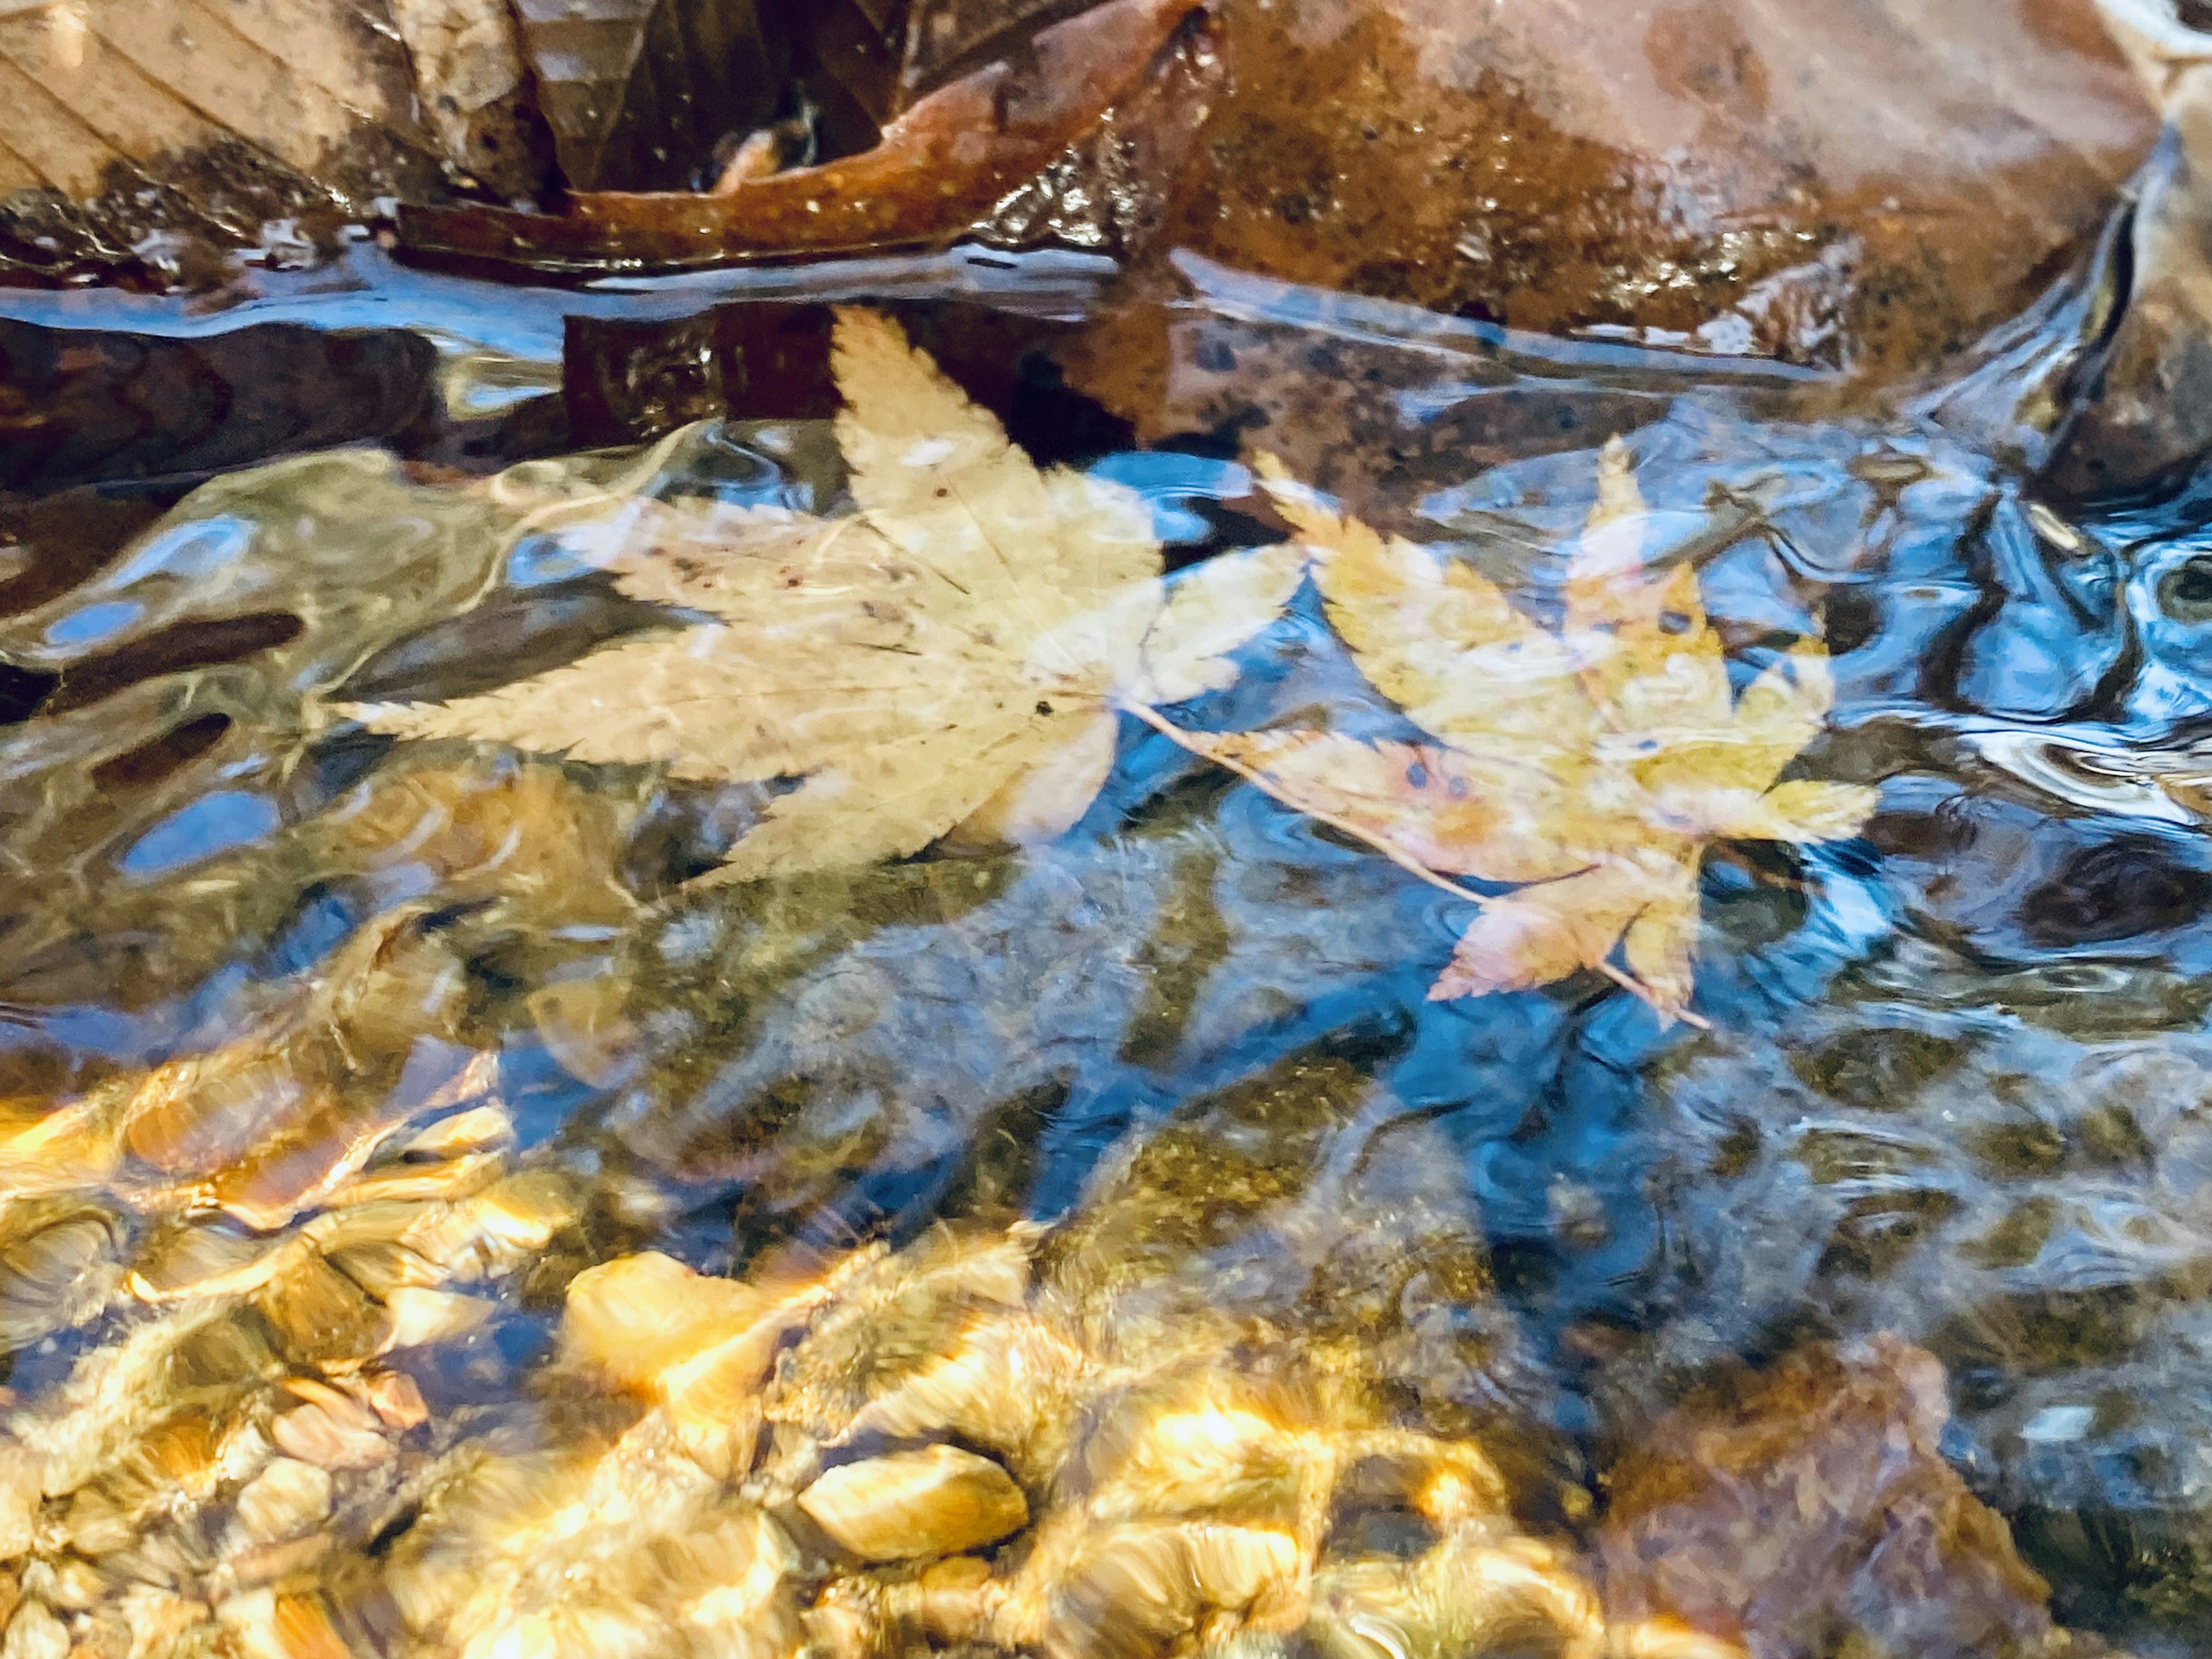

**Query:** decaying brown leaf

left=0, top=0, right=421, bottom=203
left=1172, top=444, right=1874, bottom=1021
left=395, top=0, right=1208, bottom=271
left=347, top=309, right=1303, bottom=884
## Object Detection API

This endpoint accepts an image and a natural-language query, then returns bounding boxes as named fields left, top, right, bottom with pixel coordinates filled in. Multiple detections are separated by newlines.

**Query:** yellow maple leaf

left=1177, top=442, right=1876, bottom=1022
left=343, top=310, right=1305, bottom=883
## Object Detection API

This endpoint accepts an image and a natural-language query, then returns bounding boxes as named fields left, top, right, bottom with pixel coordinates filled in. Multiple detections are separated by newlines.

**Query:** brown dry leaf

left=0, top=0, right=543, bottom=248
left=346, top=310, right=1303, bottom=884
left=395, top=0, right=1207, bottom=271
left=0, top=1, right=416, bottom=199
left=1179, top=444, right=1874, bottom=1021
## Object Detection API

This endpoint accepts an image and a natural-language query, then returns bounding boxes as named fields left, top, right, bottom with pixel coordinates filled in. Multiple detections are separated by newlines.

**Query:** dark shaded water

left=5, top=246, right=2212, bottom=1652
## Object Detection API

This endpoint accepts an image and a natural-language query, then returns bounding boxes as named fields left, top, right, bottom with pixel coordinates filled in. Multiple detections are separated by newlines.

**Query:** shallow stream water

left=3, top=241, right=2212, bottom=1654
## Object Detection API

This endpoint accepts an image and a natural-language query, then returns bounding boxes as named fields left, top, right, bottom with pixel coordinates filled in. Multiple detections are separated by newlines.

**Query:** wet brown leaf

left=395, top=0, right=1208, bottom=271
left=1172, top=444, right=1873, bottom=1021
left=349, top=311, right=1301, bottom=884
left=0, top=1, right=419, bottom=203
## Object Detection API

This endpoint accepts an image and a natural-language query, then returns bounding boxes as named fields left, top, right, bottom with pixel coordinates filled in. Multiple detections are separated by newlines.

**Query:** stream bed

left=1, top=232, right=2211, bottom=1657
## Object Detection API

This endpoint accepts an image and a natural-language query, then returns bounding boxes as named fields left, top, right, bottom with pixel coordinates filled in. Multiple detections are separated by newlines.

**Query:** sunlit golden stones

left=798, top=1445, right=1029, bottom=1561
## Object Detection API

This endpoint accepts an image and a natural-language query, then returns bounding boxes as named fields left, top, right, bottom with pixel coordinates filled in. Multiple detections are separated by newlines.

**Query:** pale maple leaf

left=342, top=310, right=1304, bottom=883
left=1179, top=441, right=1876, bottom=1022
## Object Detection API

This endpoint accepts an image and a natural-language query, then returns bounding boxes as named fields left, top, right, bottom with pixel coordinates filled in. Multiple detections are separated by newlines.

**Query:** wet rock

left=232, top=1459, right=333, bottom=1547
left=2037, top=0, right=2212, bottom=497
left=0, top=1600, right=65, bottom=1659
left=1597, top=1336, right=2065, bottom=1659
left=797, top=1445, right=1029, bottom=1560
left=0, top=320, right=437, bottom=495
left=1063, top=0, right=2154, bottom=415
left=1645, top=1001, right=2212, bottom=1637
left=0, top=1203, right=120, bottom=1353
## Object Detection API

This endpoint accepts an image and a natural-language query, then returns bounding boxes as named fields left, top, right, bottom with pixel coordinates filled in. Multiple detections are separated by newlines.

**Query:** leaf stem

left=1121, top=699, right=1709, bottom=1029
left=1118, top=698, right=1493, bottom=911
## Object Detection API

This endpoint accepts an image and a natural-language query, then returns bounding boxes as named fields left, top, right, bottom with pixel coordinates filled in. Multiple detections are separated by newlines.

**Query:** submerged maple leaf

left=344, top=311, right=1302, bottom=883
left=1178, top=443, right=1875, bottom=1021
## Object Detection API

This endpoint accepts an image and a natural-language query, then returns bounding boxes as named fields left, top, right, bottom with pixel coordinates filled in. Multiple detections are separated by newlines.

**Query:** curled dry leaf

left=397, top=0, right=1209, bottom=272
left=347, top=310, right=1303, bottom=884
left=1173, top=443, right=1875, bottom=1021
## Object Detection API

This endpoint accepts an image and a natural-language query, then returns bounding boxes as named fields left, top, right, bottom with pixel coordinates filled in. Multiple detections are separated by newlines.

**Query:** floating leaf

left=1176, top=444, right=1875, bottom=1021
left=348, top=310, right=1302, bottom=884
